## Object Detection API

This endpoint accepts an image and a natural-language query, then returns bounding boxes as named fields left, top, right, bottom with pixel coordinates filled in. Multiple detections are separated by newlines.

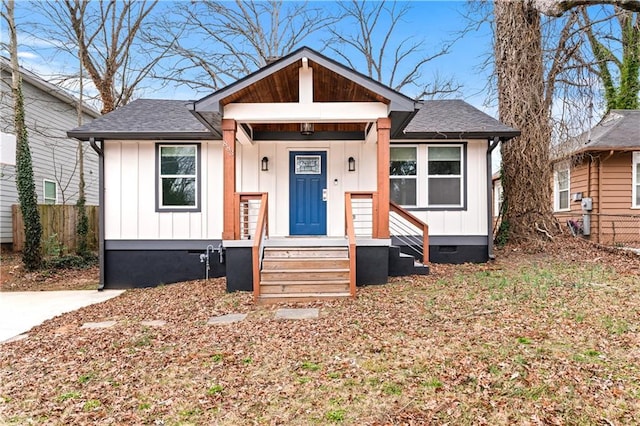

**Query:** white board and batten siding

left=104, top=140, right=223, bottom=240
left=407, top=139, right=489, bottom=236
left=237, top=140, right=377, bottom=237
left=0, top=68, right=99, bottom=244
left=104, top=138, right=488, bottom=241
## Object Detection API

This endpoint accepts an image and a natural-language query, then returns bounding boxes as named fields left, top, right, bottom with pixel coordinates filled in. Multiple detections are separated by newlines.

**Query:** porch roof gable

left=192, top=46, right=418, bottom=116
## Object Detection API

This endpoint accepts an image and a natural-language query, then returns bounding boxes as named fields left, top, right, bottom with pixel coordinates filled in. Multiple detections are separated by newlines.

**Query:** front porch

left=223, top=192, right=429, bottom=303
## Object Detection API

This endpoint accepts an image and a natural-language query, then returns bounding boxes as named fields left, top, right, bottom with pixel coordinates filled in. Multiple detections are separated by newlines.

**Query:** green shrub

left=44, top=254, right=97, bottom=270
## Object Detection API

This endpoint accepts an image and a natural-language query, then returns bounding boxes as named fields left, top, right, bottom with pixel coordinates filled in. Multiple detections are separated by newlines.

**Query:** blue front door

left=289, top=151, right=327, bottom=235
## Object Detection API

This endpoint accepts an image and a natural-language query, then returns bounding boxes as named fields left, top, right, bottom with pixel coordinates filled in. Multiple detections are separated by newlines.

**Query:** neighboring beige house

left=551, top=110, right=640, bottom=245
left=0, top=57, right=100, bottom=249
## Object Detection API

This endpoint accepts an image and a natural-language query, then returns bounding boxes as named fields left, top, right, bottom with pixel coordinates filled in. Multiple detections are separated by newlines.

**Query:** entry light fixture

left=348, top=156, right=356, bottom=172
left=261, top=156, right=269, bottom=171
left=300, top=122, right=314, bottom=136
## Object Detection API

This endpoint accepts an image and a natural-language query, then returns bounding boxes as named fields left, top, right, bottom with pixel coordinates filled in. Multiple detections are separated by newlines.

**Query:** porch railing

left=389, top=201, right=429, bottom=264
left=235, top=192, right=266, bottom=240
left=236, top=192, right=269, bottom=300
left=344, top=193, right=363, bottom=298
left=348, top=191, right=379, bottom=237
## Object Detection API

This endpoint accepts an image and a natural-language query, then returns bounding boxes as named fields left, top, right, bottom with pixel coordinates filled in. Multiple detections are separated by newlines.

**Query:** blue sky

left=5, top=1, right=496, bottom=113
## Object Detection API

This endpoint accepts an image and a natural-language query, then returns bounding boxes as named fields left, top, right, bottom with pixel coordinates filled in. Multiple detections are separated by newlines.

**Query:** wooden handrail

left=389, top=200, right=429, bottom=263
left=344, top=193, right=358, bottom=298
left=250, top=193, right=268, bottom=302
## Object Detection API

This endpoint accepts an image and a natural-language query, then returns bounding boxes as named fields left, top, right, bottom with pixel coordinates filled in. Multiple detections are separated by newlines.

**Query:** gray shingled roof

left=580, top=110, right=639, bottom=151
left=67, top=99, right=219, bottom=140
left=401, top=99, right=519, bottom=139
left=68, top=98, right=520, bottom=142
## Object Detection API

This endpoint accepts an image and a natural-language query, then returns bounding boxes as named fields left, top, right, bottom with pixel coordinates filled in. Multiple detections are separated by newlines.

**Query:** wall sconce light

left=348, top=156, right=356, bottom=172
left=300, top=122, right=314, bottom=136
left=261, top=156, right=269, bottom=171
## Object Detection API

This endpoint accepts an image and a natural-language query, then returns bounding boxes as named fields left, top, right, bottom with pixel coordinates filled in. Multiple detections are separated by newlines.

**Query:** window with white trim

left=43, top=179, right=57, bottom=204
left=633, top=152, right=640, bottom=208
left=554, top=168, right=570, bottom=211
left=427, top=146, right=463, bottom=207
left=157, top=144, right=199, bottom=211
left=390, top=147, right=417, bottom=206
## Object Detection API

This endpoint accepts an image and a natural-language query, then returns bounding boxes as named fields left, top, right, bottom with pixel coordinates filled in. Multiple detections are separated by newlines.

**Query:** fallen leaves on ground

left=1, top=237, right=639, bottom=425
left=0, top=252, right=98, bottom=292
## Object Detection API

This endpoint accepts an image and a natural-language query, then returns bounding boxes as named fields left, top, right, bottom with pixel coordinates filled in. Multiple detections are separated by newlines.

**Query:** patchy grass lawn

left=1, top=238, right=639, bottom=425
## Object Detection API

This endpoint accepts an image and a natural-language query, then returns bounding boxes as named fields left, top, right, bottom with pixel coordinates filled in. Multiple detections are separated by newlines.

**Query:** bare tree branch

left=325, top=0, right=460, bottom=98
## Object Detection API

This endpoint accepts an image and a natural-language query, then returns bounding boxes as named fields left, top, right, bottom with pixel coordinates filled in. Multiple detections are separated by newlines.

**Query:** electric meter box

left=581, top=197, right=593, bottom=211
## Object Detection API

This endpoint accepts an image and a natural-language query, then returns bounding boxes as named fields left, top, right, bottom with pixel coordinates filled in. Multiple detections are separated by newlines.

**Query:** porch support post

left=222, top=119, right=237, bottom=240
left=376, top=117, right=391, bottom=239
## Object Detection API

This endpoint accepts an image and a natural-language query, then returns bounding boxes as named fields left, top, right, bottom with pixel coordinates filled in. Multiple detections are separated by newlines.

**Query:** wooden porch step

left=258, top=292, right=351, bottom=304
left=262, top=257, right=349, bottom=270
left=260, top=281, right=350, bottom=294
left=263, top=247, right=348, bottom=258
left=261, top=269, right=349, bottom=281
left=258, top=245, right=352, bottom=303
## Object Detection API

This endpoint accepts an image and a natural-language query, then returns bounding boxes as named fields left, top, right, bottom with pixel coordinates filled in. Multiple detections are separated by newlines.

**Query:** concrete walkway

left=0, top=290, right=124, bottom=342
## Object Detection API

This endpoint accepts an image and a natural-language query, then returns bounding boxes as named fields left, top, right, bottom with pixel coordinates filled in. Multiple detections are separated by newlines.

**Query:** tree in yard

left=580, top=6, right=639, bottom=111
left=493, top=0, right=640, bottom=244
left=326, top=0, right=460, bottom=98
left=75, top=57, right=90, bottom=258
left=150, top=0, right=339, bottom=92
left=1, top=0, right=42, bottom=269
left=32, top=0, right=166, bottom=113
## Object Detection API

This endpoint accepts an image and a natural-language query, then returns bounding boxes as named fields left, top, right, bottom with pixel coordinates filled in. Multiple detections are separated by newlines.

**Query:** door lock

left=322, top=188, right=327, bottom=201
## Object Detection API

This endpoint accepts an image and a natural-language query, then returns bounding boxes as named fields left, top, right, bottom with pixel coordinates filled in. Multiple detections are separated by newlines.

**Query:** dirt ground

left=0, top=251, right=99, bottom=292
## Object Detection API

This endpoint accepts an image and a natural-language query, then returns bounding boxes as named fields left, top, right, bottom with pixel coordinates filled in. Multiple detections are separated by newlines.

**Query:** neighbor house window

left=43, top=179, right=57, bottom=204
left=390, top=147, right=417, bottom=205
left=427, top=146, right=463, bottom=207
left=633, top=152, right=640, bottom=208
left=157, top=144, right=200, bottom=211
left=554, top=168, right=570, bottom=211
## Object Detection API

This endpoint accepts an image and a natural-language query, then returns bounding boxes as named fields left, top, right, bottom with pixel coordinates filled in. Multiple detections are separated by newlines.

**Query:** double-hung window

left=427, top=146, right=463, bottom=207
left=389, top=144, right=466, bottom=209
left=554, top=168, right=570, bottom=211
left=390, top=147, right=417, bottom=206
left=157, top=144, right=200, bottom=211
left=633, top=152, right=640, bottom=208
left=43, top=179, right=57, bottom=204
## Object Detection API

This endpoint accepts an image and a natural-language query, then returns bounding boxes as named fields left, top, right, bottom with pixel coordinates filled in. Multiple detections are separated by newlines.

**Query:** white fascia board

left=224, top=102, right=389, bottom=123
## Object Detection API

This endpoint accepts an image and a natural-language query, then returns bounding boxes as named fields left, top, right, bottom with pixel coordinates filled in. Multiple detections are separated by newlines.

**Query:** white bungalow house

left=68, top=47, right=519, bottom=302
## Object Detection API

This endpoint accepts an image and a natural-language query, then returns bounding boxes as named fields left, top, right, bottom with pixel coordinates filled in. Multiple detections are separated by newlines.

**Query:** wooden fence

left=12, top=204, right=99, bottom=253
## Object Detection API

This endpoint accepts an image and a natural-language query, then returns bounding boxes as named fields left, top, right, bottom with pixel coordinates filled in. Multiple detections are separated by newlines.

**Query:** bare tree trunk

left=495, top=0, right=554, bottom=243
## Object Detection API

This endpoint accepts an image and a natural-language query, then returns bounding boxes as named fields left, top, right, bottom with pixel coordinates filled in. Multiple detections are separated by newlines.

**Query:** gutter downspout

left=487, top=137, right=500, bottom=260
left=89, top=137, right=105, bottom=290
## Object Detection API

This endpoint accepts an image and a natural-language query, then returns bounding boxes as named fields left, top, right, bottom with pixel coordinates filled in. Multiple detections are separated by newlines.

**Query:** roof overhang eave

left=66, top=131, right=219, bottom=141
left=398, top=130, right=521, bottom=140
